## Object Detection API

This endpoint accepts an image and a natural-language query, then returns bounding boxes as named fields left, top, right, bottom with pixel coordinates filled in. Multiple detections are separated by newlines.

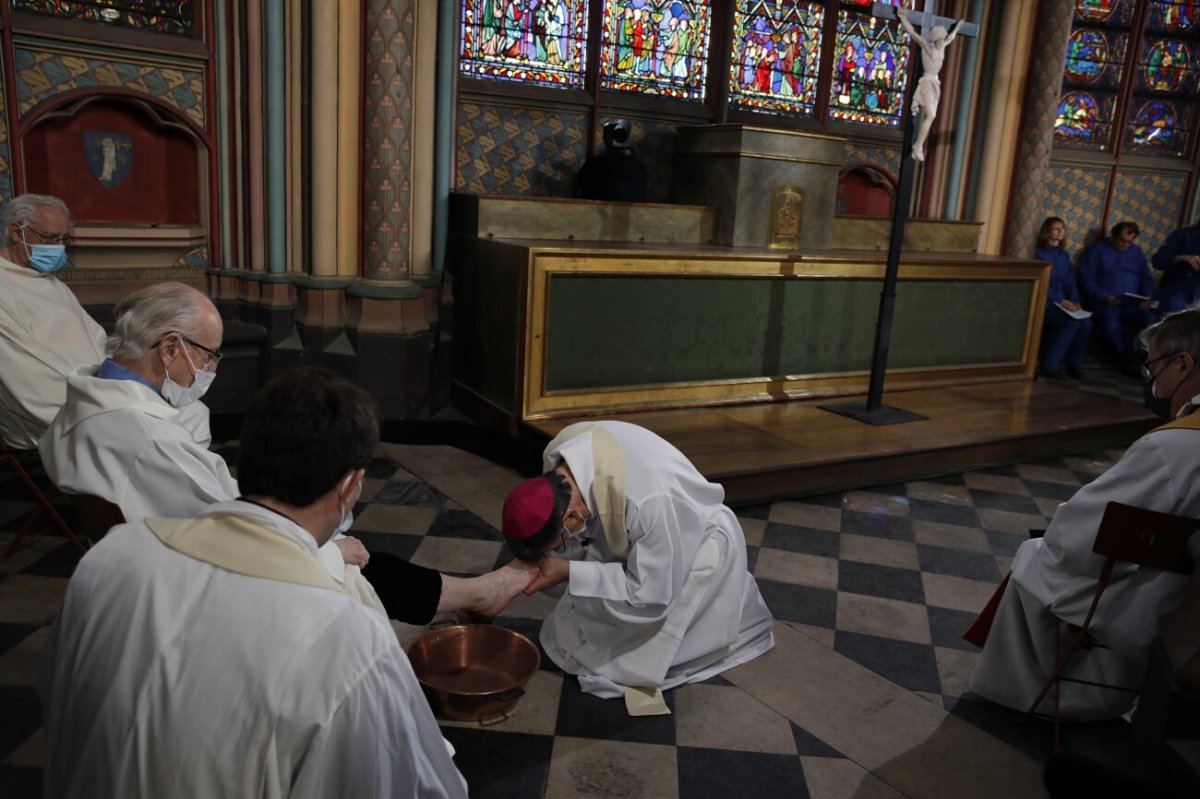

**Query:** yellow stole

left=1154, top=410, right=1200, bottom=433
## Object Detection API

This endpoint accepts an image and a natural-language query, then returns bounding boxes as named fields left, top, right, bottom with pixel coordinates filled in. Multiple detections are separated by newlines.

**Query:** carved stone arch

left=21, top=92, right=207, bottom=227
left=19, top=93, right=211, bottom=303
left=836, top=163, right=897, bottom=217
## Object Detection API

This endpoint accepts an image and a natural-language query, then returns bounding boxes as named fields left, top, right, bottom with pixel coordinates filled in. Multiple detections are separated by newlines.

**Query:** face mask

left=334, top=473, right=362, bottom=536
left=28, top=244, right=68, bottom=273
left=1144, top=378, right=1173, bottom=420
left=161, top=341, right=216, bottom=408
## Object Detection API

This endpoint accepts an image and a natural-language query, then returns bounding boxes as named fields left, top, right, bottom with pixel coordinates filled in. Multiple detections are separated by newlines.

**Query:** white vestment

left=39, top=365, right=369, bottom=604
left=0, top=257, right=211, bottom=448
left=39, top=501, right=468, bottom=799
left=0, top=255, right=106, bottom=448
left=970, top=405, right=1200, bottom=719
left=541, top=421, right=775, bottom=698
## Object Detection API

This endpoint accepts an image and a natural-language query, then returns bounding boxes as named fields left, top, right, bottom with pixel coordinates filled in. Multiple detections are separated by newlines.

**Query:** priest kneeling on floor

left=501, top=420, right=775, bottom=716
left=967, top=307, right=1200, bottom=721
left=39, top=367, right=468, bottom=798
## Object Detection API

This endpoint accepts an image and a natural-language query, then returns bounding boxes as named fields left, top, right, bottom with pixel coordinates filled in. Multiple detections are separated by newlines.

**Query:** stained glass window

left=459, top=0, right=589, bottom=89
left=1149, top=0, right=1200, bottom=32
left=11, top=0, right=195, bottom=36
left=1055, top=5, right=1132, bottom=150
left=828, top=0, right=913, bottom=128
left=598, top=1, right=713, bottom=100
left=1073, top=0, right=1136, bottom=26
left=1064, top=28, right=1128, bottom=87
left=1137, top=38, right=1198, bottom=94
left=1055, top=90, right=1117, bottom=146
left=1124, top=98, right=1192, bottom=155
left=727, top=1, right=824, bottom=117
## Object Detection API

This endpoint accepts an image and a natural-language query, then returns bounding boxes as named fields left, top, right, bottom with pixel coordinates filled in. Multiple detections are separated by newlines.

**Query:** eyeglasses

left=1141, top=352, right=1181, bottom=382
left=22, top=225, right=74, bottom=247
left=156, top=332, right=224, bottom=370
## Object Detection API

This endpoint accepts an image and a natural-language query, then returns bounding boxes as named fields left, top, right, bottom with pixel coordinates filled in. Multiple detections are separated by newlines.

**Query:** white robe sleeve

left=121, top=429, right=240, bottom=518
left=1031, top=433, right=1178, bottom=580
left=568, top=493, right=696, bottom=610
left=0, top=278, right=107, bottom=447
left=1014, top=430, right=1197, bottom=653
left=290, top=648, right=469, bottom=799
left=175, top=401, right=213, bottom=448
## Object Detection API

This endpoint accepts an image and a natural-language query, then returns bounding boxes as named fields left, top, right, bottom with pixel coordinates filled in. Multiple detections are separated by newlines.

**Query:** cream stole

left=544, top=425, right=631, bottom=560
left=146, top=512, right=387, bottom=617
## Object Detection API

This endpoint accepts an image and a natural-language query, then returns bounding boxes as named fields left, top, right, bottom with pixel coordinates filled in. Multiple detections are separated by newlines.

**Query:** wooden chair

left=0, top=438, right=87, bottom=560
left=1025, top=501, right=1198, bottom=749
left=68, top=494, right=126, bottom=546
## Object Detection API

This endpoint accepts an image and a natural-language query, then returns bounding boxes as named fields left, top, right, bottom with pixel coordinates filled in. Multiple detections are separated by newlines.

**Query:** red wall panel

left=23, top=100, right=201, bottom=226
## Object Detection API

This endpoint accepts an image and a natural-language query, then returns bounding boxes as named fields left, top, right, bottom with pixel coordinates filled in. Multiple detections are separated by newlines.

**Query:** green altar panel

left=545, top=276, right=1032, bottom=391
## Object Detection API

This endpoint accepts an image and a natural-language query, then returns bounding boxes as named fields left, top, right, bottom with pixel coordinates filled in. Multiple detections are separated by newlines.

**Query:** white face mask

left=161, top=339, right=216, bottom=408
left=334, top=473, right=363, bottom=537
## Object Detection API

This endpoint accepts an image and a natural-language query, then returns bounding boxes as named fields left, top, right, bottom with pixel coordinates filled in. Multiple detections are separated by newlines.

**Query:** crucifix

left=821, top=2, right=979, bottom=426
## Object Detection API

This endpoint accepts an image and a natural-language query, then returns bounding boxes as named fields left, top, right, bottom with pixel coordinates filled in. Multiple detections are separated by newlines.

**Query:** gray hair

left=1139, top=306, right=1200, bottom=360
left=108, top=282, right=210, bottom=361
left=0, top=194, right=70, bottom=231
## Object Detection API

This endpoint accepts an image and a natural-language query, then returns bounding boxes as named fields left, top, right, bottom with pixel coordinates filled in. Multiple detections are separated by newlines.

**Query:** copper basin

left=407, top=624, right=540, bottom=724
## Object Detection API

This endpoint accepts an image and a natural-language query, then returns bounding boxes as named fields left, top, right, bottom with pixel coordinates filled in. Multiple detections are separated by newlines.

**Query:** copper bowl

left=407, top=624, right=540, bottom=724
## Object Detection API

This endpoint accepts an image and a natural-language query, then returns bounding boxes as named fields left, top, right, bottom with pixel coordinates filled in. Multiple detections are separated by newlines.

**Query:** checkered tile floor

left=0, top=352, right=1180, bottom=791
left=0, top=363, right=1169, bottom=798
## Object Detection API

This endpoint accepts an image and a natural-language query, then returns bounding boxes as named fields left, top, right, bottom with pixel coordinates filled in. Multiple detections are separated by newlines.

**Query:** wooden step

left=525, top=380, right=1156, bottom=505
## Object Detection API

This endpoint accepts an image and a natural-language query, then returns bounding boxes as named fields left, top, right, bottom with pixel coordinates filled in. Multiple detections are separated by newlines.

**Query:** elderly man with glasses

left=40, top=282, right=233, bottom=519
left=0, top=193, right=110, bottom=449
left=969, top=307, right=1200, bottom=721
left=41, top=280, right=536, bottom=623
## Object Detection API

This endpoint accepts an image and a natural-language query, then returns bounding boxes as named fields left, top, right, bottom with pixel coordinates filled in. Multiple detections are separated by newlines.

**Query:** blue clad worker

left=1034, top=217, right=1092, bottom=381
left=1151, top=221, right=1200, bottom=316
left=1078, top=221, right=1156, bottom=372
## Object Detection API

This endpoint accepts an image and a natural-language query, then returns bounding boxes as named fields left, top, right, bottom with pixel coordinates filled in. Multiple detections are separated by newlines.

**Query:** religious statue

left=897, top=8, right=965, bottom=163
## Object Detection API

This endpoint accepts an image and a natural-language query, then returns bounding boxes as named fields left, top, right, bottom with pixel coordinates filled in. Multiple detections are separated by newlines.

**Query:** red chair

left=0, top=438, right=87, bottom=560
left=1025, top=501, right=1198, bottom=749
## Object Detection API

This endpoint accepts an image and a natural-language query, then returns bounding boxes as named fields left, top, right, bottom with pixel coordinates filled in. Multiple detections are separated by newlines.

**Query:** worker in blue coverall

left=1151, top=221, right=1200, bottom=316
left=1078, top=221, right=1155, bottom=373
left=1034, top=217, right=1092, bottom=381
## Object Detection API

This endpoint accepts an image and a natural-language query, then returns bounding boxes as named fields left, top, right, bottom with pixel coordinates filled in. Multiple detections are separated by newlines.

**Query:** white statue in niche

left=99, top=137, right=118, bottom=184
left=897, top=7, right=964, bottom=163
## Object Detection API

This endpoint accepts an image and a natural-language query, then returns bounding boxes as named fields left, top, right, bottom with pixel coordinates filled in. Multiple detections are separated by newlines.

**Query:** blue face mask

left=27, top=244, right=68, bottom=273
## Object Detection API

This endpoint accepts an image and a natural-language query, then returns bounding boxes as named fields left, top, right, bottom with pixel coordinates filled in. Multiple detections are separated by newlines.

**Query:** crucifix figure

left=821, top=3, right=978, bottom=426
left=897, top=7, right=965, bottom=162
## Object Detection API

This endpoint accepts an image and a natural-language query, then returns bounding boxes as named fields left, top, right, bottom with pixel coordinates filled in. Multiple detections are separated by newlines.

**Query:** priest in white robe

left=0, top=193, right=210, bottom=450
left=40, top=367, right=468, bottom=798
left=969, top=308, right=1200, bottom=719
left=502, top=420, right=775, bottom=712
left=0, top=194, right=106, bottom=448
left=39, top=281, right=533, bottom=622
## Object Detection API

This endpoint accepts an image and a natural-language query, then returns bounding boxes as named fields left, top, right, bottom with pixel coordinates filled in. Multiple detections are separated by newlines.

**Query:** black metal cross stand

left=822, top=2, right=979, bottom=425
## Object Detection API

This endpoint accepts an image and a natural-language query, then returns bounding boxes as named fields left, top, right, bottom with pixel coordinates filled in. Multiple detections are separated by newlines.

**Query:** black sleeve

left=360, top=552, right=444, bottom=625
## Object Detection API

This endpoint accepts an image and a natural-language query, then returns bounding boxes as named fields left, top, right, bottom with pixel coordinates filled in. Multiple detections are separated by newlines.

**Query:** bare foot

left=472, top=560, right=539, bottom=618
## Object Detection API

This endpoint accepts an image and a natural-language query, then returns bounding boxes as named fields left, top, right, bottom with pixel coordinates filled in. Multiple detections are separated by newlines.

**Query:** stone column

left=1002, top=1, right=1074, bottom=257
left=350, top=0, right=438, bottom=418
left=296, top=0, right=361, bottom=354
left=310, top=0, right=340, bottom=277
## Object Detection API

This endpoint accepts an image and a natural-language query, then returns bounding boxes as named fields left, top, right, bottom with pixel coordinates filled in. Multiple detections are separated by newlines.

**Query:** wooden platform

left=526, top=380, right=1157, bottom=505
